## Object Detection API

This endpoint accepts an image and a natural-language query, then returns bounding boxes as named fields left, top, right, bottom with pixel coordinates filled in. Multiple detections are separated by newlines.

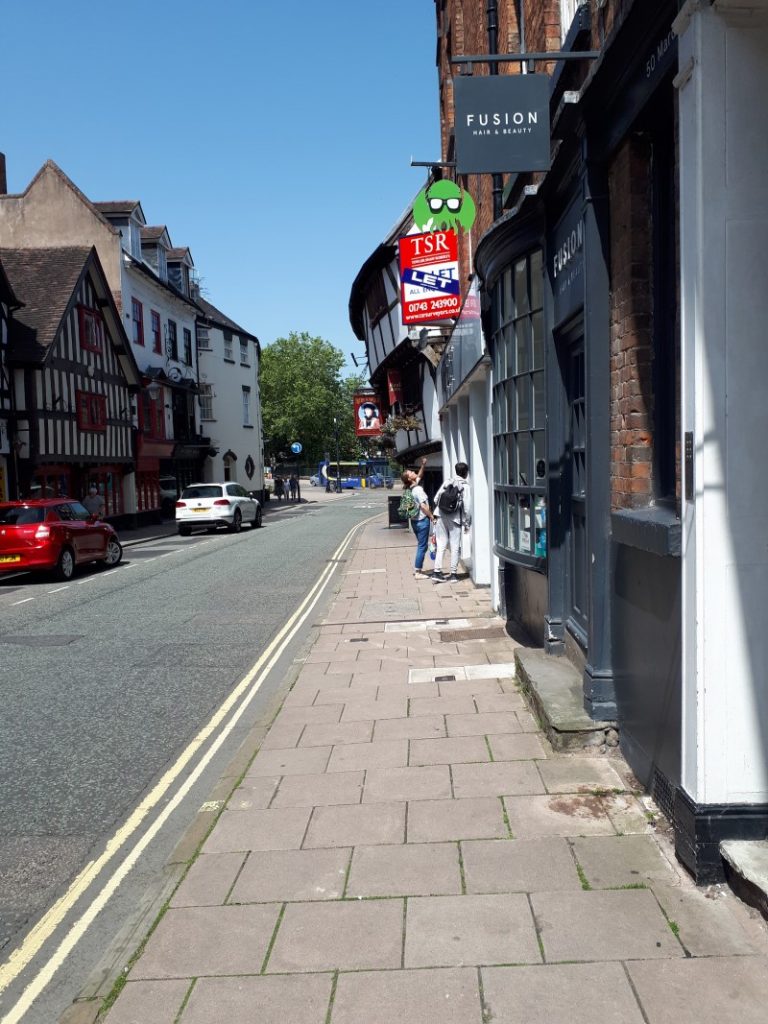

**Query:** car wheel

left=252, top=507, right=262, bottom=529
left=178, top=527, right=192, bottom=537
left=228, top=510, right=242, bottom=533
left=55, top=546, right=75, bottom=581
left=103, top=538, right=122, bottom=567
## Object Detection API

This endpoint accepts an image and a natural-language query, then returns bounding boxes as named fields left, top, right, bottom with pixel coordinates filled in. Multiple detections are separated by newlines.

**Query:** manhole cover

left=348, top=638, right=369, bottom=643
left=0, top=635, right=83, bottom=647
left=439, top=626, right=508, bottom=642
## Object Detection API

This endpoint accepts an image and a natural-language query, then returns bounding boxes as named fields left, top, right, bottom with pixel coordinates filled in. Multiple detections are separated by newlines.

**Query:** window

left=560, top=0, right=587, bottom=42
left=196, top=324, right=211, bottom=350
left=76, top=390, right=108, bottom=431
left=240, top=339, right=249, bottom=364
left=141, top=392, right=165, bottom=438
left=365, top=273, right=389, bottom=326
left=150, top=310, right=161, bottom=353
left=167, top=319, right=178, bottom=361
left=183, top=328, right=192, bottom=366
left=223, top=330, right=233, bottom=361
left=491, top=250, right=547, bottom=563
left=199, top=383, right=214, bottom=420
left=242, top=385, right=251, bottom=426
left=131, top=298, right=144, bottom=346
left=78, top=306, right=104, bottom=353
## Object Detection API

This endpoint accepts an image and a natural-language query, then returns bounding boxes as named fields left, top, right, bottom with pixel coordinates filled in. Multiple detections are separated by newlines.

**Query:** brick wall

left=608, top=134, right=654, bottom=510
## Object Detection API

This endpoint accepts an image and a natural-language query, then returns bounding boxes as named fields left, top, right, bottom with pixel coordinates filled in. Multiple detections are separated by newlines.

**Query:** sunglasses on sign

left=427, top=196, right=462, bottom=213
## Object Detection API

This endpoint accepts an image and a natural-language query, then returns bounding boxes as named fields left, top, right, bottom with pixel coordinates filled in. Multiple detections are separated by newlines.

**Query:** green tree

left=260, top=332, right=366, bottom=465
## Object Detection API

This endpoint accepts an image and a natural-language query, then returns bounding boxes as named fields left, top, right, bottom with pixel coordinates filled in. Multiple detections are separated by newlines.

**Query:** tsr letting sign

left=398, top=230, right=462, bottom=325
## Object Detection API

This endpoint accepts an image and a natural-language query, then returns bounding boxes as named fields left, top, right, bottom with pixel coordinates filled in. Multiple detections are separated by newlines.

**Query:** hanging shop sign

left=412, top=181, right=477, bottom=233
left=453, top=73, right=551, bottom=175
left=354, top=394, right=382, bottom=436
left=387, top=370, right=403, bottom=408
left=398, top=229, right=462, bottom=325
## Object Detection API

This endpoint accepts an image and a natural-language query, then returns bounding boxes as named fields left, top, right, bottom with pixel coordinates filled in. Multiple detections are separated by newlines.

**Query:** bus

left=314, top=459, right=394, bottom=490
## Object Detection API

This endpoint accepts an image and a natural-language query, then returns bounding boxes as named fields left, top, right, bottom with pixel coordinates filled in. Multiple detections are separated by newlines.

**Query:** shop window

left=86, top=469, right=123, bottom=517
left=150, top=310, right=161, bottom=353
left=141, top=392, right=165, bottom=438
left=76, top=390, right=107, bottom=431
left=78, top=306, right=104, bottom=353
left=491, top=250, right=547, bottom=565
left=167, top=320, right=178, bottom=361
left=131, top=298, right=144, bottom=346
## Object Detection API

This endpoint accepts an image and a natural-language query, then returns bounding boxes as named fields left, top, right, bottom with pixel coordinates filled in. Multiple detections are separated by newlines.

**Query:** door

left=566, top=339, right=589, bottom=642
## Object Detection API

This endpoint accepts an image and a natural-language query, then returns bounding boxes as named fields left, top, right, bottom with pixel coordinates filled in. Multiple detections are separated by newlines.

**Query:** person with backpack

left=398, top=457, right=434, bottom=578
left=432, top=462, right=471, bottom=583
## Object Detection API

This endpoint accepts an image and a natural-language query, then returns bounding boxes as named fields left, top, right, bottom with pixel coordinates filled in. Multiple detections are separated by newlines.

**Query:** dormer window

left=129, top=220, right=142, bottom=260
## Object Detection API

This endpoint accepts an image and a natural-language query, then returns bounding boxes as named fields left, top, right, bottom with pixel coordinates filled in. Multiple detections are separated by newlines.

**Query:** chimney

left=0, top=153, right=6, bottom=195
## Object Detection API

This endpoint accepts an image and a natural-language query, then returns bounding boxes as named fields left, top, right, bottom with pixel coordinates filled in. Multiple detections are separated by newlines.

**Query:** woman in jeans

left=401, top=457, right=434, bottom=578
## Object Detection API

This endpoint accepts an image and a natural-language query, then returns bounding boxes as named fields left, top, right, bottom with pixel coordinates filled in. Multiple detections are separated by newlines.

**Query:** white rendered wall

left=469, top=379, right=492, bottom=586
left=677, top=0, right=768, bottom=805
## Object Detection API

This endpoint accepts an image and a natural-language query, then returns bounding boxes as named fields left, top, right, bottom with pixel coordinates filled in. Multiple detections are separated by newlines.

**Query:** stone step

left=514, top=647, right=616, bottom=752
left=720, top=840, right=768, bottom=921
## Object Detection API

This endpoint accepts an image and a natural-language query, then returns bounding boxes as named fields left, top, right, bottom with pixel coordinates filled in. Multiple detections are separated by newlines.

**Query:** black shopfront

left=476, top=0, right=684, bottom=851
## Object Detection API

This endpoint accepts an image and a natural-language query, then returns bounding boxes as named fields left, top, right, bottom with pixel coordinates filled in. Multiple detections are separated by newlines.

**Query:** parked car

left=0, top=499, right=123, bottom=581
left=175, top=483, right=262, bottom=536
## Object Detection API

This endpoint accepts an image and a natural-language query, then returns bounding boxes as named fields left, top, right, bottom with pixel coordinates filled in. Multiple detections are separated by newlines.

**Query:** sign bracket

left=450, top=51, right=599, bottom=67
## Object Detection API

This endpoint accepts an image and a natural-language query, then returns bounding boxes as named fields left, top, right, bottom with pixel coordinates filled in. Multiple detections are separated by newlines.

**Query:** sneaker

left=447, top=573, right=459, bottom=582
left=413, top=570, right=431, bottom=579
left=431, top=571, right=446, bottom=583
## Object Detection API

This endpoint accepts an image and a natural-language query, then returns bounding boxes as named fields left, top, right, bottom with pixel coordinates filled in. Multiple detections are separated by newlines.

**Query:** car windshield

left=181, top=485, right=223, bottom=499
left=0, top=505, right=45, bottom=525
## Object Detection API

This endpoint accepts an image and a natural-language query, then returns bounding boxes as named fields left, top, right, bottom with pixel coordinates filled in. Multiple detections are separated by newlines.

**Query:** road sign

left=398, top=229, right=462, bottom=325
left=290, top=442, right=303, bottom=454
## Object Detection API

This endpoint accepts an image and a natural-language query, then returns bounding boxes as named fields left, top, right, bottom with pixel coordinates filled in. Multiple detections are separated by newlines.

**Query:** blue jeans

left=411, top=517, right=430, bottom=570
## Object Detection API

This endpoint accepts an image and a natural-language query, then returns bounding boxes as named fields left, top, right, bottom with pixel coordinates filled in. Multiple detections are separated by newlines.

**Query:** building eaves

left=195, top=296, right=259, bottom=345
left=123, top=252, right=201, bottom=312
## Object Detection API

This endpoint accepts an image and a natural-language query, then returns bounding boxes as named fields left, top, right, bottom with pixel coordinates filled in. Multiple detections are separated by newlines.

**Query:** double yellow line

left=0, top=516, right=370, bottom=1024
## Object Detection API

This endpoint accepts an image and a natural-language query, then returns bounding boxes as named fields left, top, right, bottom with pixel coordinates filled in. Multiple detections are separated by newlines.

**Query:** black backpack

left=437, top=482, right=462, bottom=515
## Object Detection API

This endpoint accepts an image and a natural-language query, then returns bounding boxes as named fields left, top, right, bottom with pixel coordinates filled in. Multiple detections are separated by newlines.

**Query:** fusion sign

left=453, top=74, right=551, bottom=175
left=398, top=229, right=461, bottom=325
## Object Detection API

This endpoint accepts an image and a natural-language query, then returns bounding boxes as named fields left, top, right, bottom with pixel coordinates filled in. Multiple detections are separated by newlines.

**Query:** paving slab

left=651, top=881, right=767, bottom=957
left=226, top=776, right=280, bottom=810
left=277, top=705, right=344, bottom=726
left=487, top=734, right=549, bottom=760
left=626, top=956, right=768, bottom=1024
left=373, top=715, right=446, bottom=741
left=409, top=736, right=490, bottom=766
left=132, top=904, right=280, bottom=979
left=462, top=838, right=582, bottom=894
left=229, top=847, right=350, bottom=903
left=104, top=979, right=189, bottom=1024
left=204, top=807, right=312, bottom=854
left=298, top=721, right=374, bottom=747
left=536, top=757, right=625, bottom=793
left=267, top=899, right=404, bottom=972
left=304, top=801, right=406, bottom=848
left=481, top=962, right=646, bottom=1024
left=503, top=794, right=617, bottom=837
left=326, top=739, right=409, bottom=772
left=171, top=852, right=246, bottom=907
left=180, top=973, right=333, bottom=1024
left=247, top=746, right=331, bottom=777
left=475, top=693, right=526, bottom=713
left=530, top=889, right=683, bottom=962
left=346, top=842, right=462, bottom=897
left=260, top=721, right=305, bottom=749
left=446, top=712, right=521, bottom=737
left=271, top=771, right=364, bottom=808
left=570, top=835, right=680, bottom=889
left=451, top=761, right=546, bottom=799
left=340, top=699, right=408, bottom=722
left=409, top=696, right=477, bottom=716
left=331, top=968, right=481, bottom=1024
left=407, top=798, right=508, bottom=842
left=363, top=765, right=452, bottom=802
left=405, top=894, right=541, bottom=967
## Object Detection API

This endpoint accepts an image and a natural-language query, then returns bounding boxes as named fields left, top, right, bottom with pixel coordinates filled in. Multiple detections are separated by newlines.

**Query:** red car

left=0, top=499, right=123, bottom=581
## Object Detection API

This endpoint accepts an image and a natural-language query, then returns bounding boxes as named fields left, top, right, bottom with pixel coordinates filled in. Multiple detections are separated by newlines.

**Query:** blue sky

left=1, top=0, right=440, bottom=374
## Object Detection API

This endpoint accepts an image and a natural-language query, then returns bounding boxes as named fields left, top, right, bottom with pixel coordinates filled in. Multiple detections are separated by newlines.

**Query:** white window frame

left=199, top=383, right=214, bottom=421
left=239, top=338, right=249, bottom=365
left=242, top=385, right=251, bottom=426
left=223, top=331, right=233, bottom=361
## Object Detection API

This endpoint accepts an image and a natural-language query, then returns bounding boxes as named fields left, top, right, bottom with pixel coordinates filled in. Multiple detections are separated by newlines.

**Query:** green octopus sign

left=412, top=180, right=477, bottom=233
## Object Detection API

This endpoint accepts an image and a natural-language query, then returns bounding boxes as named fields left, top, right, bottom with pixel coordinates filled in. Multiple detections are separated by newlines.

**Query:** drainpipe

left=487, top=0, right=503, bottom=219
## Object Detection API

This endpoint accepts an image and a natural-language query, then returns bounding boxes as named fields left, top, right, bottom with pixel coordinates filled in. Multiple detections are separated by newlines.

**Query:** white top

left=434, top=476, right=472, bottom=526
left=411, top=484, right=429, bottom=522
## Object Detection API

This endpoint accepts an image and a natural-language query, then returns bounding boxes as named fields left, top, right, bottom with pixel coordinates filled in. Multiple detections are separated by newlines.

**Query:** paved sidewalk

left=103, top=516, right=768, bottom=1024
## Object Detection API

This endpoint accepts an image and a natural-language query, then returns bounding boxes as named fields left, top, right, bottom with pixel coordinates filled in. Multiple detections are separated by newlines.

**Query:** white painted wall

left=677, top=0, right=768, bottom=805
left=197, top=323, right=264, bottom=490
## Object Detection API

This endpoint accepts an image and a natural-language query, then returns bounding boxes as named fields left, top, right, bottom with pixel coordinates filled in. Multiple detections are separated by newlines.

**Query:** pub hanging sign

left=453, top=74, right=551, bottom=175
